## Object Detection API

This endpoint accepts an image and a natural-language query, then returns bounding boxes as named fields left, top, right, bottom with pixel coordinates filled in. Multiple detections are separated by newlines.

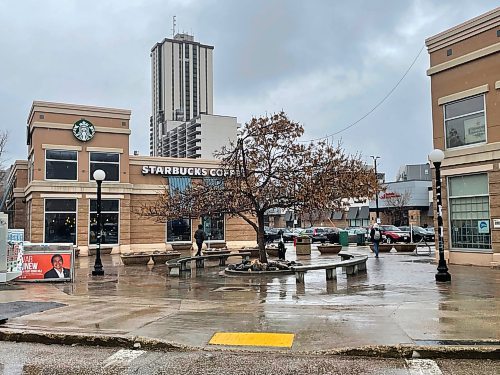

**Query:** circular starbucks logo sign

left=73, top=119, right=95, bottom=142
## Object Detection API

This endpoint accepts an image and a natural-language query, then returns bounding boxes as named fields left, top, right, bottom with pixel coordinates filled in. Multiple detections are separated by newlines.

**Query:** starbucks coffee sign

left=73, top=119, right=95, bottom=142
left=142, top=165, right=234, bottom=177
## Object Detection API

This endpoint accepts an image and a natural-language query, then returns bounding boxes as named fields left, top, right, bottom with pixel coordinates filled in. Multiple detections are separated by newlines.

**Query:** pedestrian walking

left=278, top=240, right=286, bottom=260
left=194, top=224, right=207, bottom=256
left=370, top=223, right=381, bottom=258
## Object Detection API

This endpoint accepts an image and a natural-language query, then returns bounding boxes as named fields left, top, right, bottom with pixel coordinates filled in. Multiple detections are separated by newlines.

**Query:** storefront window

left=89, top=199, right=119, bottom=244
left=45, top=150, right=77, bottom=180
left=90, top=152, right=119, bottom=182
left=202, top=214, right=225, bottom=241
left=444, top=95, right=485, bottom=149
left=166, top=219, right=191, bottom=242
left=44, top=199, right=77, bottom=244
left=448, top=174, right=491, bottom=250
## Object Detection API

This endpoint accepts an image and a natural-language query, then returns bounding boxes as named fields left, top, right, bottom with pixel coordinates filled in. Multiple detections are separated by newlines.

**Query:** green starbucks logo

left=73, top=119, right=95, bottom=142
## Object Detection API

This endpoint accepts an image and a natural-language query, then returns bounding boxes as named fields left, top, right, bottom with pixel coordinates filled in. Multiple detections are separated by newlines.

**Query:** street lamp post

left=428, top=149, right=451, bottom=283
left=92, top=169, right=106, bottom=276
left=371, top=156, right=380, bottom=223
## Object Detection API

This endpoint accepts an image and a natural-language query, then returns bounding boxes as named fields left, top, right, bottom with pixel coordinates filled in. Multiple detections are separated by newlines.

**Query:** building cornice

left=31, top=122, right=131, bottom=135
left=425, top=7, right=500, bottom=53
left=28, top=101, right=131, bottom=124
left=427, top=41, right=500, bottom=76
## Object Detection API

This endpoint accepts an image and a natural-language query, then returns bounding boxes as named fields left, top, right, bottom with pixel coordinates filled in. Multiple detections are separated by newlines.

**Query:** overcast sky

left=1, top=0, right=498, bottom=179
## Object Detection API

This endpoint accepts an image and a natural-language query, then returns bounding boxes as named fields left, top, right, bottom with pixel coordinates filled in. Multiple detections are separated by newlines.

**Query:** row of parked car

left=264, top=224, right=435, bottom=244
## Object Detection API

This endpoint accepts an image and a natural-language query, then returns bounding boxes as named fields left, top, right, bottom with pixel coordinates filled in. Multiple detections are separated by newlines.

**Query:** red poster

left=19, top=253, right=73, bottom=281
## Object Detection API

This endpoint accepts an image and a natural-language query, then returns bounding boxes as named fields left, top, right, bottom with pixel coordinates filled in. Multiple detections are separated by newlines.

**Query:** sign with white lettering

left=142, top=165, right=234, bottom=177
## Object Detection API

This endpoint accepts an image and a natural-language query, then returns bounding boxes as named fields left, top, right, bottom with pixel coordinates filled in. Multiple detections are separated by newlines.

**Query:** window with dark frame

left=89, top=152, right=119, bottom=182
left=444, top=95, right=485, bottom=149
left=45, top=149, right=77, bottom=180
left=89, top=199, right=119, bottom=245
left=44, top=199, right=77, bottom=244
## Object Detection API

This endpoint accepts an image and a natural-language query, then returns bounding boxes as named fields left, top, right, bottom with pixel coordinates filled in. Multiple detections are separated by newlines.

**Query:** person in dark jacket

left=370, top=223, right=381, bottom=258
left=278, top=240, right=286, bottom=260
left=44, top=254, right=70, bottom=279
left=194, top=224, right=207, bottom=256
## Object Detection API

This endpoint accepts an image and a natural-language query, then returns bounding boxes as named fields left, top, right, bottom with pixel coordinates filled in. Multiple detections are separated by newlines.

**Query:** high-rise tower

left=150, top=33, right=214, bottom=156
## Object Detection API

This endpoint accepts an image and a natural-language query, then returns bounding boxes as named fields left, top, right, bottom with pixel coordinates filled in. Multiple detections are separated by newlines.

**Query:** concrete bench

left=291, top=253, right=368, bottom=283
left=167, top=252, right=251, bottom=276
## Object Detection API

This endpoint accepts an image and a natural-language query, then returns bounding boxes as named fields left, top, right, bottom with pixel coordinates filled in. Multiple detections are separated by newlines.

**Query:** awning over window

left=331, top=211, right=343, bottom=220
left=168, top=176, right=191, bottom=195
left=357, top=206, right=369, bottom=219
left=428, top=203, right=434, bottom=217
left=347, top=207, right=358, bottom=220
left=284, top=211, right=293, bottom=221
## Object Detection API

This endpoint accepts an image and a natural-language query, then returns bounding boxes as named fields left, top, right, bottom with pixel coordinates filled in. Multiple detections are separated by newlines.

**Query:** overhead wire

left=300, top=44, right=426, bottom=143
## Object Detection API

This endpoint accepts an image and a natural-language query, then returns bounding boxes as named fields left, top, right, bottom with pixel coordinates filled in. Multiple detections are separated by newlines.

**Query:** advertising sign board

left=18, top=243, right=74, bottom=282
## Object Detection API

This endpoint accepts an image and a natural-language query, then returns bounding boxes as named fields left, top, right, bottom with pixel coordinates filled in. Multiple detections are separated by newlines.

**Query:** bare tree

left=384, top=189, right=412, bottom=226
left=0, top=131, right=7, bottom=170
left=141, top=112, right=378, bottom=263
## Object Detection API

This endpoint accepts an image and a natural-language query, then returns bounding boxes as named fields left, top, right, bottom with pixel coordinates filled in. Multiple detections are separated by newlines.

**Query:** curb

left=0, top=328, right=498, bottom=359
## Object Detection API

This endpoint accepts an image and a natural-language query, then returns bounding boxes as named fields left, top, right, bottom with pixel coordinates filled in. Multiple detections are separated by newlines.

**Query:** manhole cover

left=213, top=287, right=251, bottom=292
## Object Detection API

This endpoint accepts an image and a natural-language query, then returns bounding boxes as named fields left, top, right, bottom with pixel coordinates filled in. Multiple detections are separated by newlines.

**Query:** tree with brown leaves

left=141, top=112, right=378, bottom=263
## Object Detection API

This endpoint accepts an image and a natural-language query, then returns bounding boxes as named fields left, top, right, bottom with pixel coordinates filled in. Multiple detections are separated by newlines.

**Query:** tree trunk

left=256, top=211, right=268, bottom=263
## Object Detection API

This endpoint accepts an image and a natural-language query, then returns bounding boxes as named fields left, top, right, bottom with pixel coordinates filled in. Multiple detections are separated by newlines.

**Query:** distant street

left=0, top=342, right=498, bottom=375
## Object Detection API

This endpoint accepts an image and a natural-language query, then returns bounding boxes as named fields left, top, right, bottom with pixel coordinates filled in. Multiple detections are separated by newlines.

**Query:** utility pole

left=371, top=156, right=380, bottom=224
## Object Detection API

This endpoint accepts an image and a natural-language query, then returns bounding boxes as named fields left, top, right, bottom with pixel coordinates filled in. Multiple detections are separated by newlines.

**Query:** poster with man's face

left=19, top=253, right=72, bottom=281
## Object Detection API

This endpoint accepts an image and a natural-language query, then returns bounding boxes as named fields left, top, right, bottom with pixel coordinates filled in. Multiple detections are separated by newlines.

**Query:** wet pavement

left=0, top=244, right=499, bottom=351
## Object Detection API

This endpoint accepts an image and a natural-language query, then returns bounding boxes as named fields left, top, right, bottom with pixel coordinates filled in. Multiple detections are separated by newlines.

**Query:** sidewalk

left=0, top=245, right=499, bottom=355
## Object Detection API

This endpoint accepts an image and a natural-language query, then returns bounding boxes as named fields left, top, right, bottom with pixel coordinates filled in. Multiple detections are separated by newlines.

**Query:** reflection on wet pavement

left=3, top=244, right=499, bottom=350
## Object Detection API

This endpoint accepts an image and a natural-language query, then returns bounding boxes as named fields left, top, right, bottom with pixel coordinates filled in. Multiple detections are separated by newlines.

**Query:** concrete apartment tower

left=150, top=33, right=215, bottom=157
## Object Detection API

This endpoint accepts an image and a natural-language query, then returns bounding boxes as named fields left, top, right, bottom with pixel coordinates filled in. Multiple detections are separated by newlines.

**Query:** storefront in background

left=4, top=101, right=256, bottom=255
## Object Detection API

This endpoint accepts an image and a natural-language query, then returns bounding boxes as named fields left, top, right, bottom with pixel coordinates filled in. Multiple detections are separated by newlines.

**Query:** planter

left=151, top=251, right=181, bottom=264
left=88, top=247, right=113, bottom=256
left=266, top=247, right=279, bottom=257
left=394, top=244, right=417, bottom=252
left=239, top=248, right=260, bottom=258
left=207, top=242, right=227, bottom=249
left=317, top=244, right=342, bottom=254
left=369, top=244, right=394, bottom=253
left=120, top=254, right=151, bottom=265
left=170, top=243, right=193, bottom=251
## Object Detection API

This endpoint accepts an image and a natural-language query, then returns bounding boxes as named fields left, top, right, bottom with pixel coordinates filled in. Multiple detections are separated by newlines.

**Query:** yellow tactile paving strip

left=209, top=332, right=294, bottom=348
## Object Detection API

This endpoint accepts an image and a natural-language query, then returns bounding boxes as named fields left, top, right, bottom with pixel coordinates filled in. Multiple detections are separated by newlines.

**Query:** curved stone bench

left=291, top=252, right=368, bottom=283
left=167, top=252, right=251, bottom=277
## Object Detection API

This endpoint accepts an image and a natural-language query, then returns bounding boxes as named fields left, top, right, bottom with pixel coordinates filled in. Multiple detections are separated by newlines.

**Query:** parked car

left=302, top=227, right=334, bottom=243
left=325, top=227, right=341, bottom=244
left=376, top=225, right=410, bottom=243
left=399, top=225, right=434, bottom=242
left=274, top=228, right=299, bottom=242
left=264, top=227, right=279, bottom=243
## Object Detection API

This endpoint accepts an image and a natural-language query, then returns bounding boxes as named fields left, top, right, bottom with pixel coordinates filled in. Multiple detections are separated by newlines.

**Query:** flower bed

left=120, top=253, right=151, bottom=266
left=151, top=251, right=181, bottom=264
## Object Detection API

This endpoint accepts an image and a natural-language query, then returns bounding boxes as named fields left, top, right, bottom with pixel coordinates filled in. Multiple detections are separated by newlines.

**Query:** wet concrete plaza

left=1, top=244, right=499, bottom=351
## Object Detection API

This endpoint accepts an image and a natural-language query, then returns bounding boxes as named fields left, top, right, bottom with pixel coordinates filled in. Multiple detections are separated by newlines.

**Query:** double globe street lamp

left=428, top=149, right=451, bottom=283
left=92, top=169, right=106, bottom=276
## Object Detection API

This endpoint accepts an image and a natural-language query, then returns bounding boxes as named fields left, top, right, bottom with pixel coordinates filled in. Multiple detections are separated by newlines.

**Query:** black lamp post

left=92, top=169, right=106, bottom=276
left=371, top=155, right=380, bottom=223
left=429, top=149, right=451, bottom=283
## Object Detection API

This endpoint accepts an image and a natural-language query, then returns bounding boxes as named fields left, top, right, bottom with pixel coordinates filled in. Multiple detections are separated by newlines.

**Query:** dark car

left=278, top=228, right=299, bottom=242
left=399, top=226, right=435, bottom=242
left=302, top=227, right=333, bottom=243
left=264, top=227, right=279, bottom=243
left=377, top=225, right=410, bottom=243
